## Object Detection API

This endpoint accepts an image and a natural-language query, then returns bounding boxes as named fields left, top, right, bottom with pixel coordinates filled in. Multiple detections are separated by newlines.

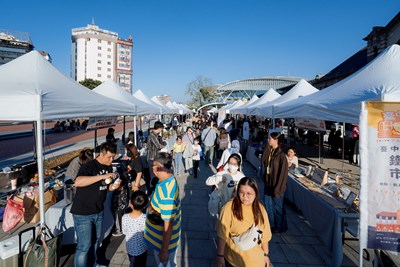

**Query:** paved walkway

left=2, top=133, right=395, bottom=266
left=108, top=148, right=370, bottom=267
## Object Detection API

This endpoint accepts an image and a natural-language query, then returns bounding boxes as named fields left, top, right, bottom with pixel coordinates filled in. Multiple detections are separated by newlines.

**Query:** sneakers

left=112, top=230, right=123, bottom=237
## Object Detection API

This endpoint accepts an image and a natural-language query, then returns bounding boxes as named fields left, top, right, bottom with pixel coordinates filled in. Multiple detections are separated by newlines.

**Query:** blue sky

left=1, top=1, right=399, bottom=103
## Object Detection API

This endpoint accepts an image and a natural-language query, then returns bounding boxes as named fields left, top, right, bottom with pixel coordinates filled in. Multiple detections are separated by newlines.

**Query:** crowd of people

left=53, top=119, right=88, bottom=132
left=65, top=113, right=316, bottom=267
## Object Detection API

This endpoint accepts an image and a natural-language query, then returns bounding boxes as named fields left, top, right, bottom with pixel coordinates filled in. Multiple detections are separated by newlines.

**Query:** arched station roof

left=216, top=76, right=301, bottom=101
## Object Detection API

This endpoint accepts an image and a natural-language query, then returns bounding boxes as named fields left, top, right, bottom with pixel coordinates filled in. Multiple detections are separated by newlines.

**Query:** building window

left=98, top=53, right=101, bottom=57
left=98, top=60, right=101, bottom=64
left=98, top=39, right=102, bottom=43
left=86, top=38, right=90, bottom=41
left=107, top=48, right=111, bottom=52
left=108, top=41, right=111, bottom=45
left=98, top=67, right=101, bottom=70
left=107, top=75, right=111, bottom=78
left=98, top=46, right=101, bottom=50
left=107, top=62, right=111, bottom=65
left=107, top=55, right=111, bottom=58
left=107, top=68, right=111, bottom=72
left=97, top=74, right=101, bottom=78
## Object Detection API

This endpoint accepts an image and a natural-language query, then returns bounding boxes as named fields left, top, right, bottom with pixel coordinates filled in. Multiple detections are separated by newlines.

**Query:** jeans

left=264, top=194, right=287, bottom=231
left=174, top=152, right=183, bottom=174
left=73, top=211, right=104, bottom=267
left=153, top=249, right=178, bottom=267
left=204, top=146, right=215, bottom=164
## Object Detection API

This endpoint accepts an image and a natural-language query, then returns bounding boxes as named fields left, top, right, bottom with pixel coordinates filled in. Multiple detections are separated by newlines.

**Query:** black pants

left=193, top=160, right=200, bottom=178
left=128, top=251, right=148, bottom=267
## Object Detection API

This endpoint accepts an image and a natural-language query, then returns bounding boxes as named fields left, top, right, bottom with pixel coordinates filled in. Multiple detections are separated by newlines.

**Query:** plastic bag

left=2, top=195, right=24, bottom=232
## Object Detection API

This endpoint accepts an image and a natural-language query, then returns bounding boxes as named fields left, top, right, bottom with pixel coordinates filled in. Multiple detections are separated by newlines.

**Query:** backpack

left=207, top=174, right=235, bottom=217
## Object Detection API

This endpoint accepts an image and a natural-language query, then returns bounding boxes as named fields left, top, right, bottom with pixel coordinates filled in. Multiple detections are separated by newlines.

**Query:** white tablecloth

left=45, top=192, right=114, bottom=245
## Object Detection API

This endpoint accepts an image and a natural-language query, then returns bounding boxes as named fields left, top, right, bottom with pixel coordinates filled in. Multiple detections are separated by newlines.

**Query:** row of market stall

left=217, top=44, right=400, bottom=264
left=0, top=50, right=192, bottom=227
left=219, top=44, right=400, bottom=124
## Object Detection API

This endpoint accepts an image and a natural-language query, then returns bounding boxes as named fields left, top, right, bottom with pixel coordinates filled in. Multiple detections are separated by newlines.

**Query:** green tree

left=79, top=78, right=102, bottom=89
left=186, top=76, right=218, bottom=109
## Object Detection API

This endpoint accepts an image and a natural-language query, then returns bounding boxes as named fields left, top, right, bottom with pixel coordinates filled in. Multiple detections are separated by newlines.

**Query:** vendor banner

left=294, top=118, right=326, bottom=132
left=86, top=116, right=118, bottom=130
left=359, top=101, right=400, bottom=254
left=217, top=109, right=225, bottom=128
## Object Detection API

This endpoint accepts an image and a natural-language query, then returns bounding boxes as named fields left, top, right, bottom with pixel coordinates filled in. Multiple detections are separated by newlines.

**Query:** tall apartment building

left=71, top=23, right=133, bottom=93
left=0, top=30, right=34, bottom=66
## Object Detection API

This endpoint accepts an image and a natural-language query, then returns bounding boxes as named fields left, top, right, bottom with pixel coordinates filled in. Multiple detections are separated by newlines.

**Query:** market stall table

left=285, top=173, right=359, bottom=267
left=45, top=191, right=114, bottom=245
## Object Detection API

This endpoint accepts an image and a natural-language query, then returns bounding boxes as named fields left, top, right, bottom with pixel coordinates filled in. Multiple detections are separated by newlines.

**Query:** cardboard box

left=14, top=190, right=57, bottom=224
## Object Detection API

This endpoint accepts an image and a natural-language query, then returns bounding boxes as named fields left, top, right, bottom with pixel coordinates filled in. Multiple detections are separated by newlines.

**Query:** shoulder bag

left=231, top=224, right=263, bottom=251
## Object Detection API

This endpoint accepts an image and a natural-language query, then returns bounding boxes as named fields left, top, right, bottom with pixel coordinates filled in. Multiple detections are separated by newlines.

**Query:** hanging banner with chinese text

left=294, top=118, right=326, bottom=132
left=86, top=116, right=118, bottom=130
left=359, top=101, right=400, bottom=253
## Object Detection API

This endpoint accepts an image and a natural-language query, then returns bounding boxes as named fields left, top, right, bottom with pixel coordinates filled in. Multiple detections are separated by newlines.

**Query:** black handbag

left=147, top=204, right=163, bottom=225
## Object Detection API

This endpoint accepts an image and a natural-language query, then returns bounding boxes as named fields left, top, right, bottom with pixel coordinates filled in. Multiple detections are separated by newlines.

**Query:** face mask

left=228, top=164, right=239, bottom=173
left=194, top=141, right=199, bottom=145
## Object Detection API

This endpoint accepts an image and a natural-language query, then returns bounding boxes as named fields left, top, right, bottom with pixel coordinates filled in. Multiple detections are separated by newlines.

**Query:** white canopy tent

left=246, top=89, right=281, bottom=115
left=93, top=80, right=163, bottom=145
left=230, top=95, right=259, bottom=115
left=224, top=99, right=245, bottom=113
left=172, top=101, right=192, bottom=114
left=94, top=80, right=161, bottom=115
left=133, top=89, right=165, bottom=115
left=217, top=100, right=243, bottom=127
left=256, top=79, right=319, bottom=118
left=151, top=96, right=173, bottom=114
left=165, top=101, right=180, bottom=113
left=274, top=44, right=400, bottom=124
left=218, top=100, right=238, bottom=112
left=0, top=51, right=134, bottom=225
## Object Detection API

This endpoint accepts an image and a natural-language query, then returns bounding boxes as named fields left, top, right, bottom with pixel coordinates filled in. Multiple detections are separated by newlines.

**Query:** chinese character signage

left=294, top=118, right=326, bottom=132
left=86, top=116, right=118, bottom=130
left=359, top=102, right=400, bottom=253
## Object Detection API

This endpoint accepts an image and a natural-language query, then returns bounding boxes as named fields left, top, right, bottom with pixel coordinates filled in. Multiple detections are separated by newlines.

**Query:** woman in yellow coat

left=215, top=177, right=272, bottom=267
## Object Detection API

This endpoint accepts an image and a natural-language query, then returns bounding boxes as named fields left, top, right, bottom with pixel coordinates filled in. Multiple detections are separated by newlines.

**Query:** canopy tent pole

left=122, top=116, right=126, bottom=144
left=319, top=131, right=323, bottom=164
left=341, top=122, right=345, bottom=172
left=35, top=95, right=45, bottom=225
left=134, top=106, right=137, bottom=147
left=94, top=129, right=98, bottom=158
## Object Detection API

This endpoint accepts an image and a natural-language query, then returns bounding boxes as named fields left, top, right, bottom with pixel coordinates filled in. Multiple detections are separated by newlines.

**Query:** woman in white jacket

left=216, top=140, right=242, bottom=172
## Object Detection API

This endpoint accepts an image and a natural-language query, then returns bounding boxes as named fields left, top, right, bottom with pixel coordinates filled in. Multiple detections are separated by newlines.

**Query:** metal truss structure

left=216, top=76, right=301, bottom=102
